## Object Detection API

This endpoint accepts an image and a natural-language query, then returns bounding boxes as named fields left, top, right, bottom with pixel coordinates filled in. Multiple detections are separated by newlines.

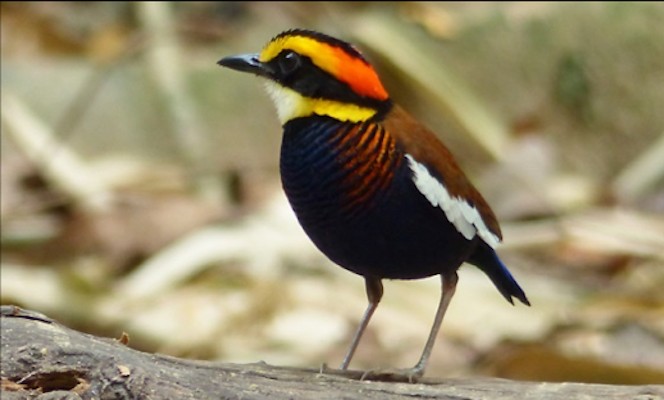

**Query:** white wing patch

left=405, top=154, right=500, bottom=248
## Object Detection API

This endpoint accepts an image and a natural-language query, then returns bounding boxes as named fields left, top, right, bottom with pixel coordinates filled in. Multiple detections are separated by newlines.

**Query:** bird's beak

left=217, top=53, right=272, bottom=78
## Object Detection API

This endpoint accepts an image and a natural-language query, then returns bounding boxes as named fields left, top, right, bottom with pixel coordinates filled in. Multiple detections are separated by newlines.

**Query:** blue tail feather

left=468, top=242, right=530, bottom=306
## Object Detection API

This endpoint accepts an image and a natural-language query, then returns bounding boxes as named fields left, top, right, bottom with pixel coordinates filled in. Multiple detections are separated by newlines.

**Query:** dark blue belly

left=280, top=117, right=476, bottom=280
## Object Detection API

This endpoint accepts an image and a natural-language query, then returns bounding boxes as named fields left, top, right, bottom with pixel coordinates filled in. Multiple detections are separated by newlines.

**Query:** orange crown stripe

left=260, top=35, right=389, bottom=101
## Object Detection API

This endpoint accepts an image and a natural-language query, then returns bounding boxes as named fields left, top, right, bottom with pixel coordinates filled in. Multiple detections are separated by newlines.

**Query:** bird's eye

left=278, top=51, right=301, bottom=75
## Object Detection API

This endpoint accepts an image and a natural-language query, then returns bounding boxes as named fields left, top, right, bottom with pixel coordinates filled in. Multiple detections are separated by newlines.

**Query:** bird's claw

left=316, top=363, right=422, bottom=383
left=359, top=366, right=424, bottom=383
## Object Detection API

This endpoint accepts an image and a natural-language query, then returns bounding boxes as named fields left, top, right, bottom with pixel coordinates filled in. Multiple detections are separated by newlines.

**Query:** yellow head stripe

left=260, top=35, right=336, bottom=71
left=260, top=34, right=388, bottom=101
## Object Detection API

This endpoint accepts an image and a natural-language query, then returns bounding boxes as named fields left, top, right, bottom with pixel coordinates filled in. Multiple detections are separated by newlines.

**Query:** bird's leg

left=409, top=271, right=458, bottom=378
left=339, top=277, right=383, bottom=370
left=356, top=272, right=459, bottom=383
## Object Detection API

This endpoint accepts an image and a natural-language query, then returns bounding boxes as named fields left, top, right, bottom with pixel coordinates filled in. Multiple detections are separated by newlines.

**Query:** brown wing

left=382, top=105, right=503, bottom=241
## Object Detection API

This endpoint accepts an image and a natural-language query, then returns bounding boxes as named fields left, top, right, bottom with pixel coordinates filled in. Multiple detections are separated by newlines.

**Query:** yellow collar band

left=264, top=82, right=376, bottom=124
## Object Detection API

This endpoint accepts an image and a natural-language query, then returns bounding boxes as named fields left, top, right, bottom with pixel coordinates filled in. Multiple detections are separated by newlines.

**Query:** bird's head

left=218, top=29, right=392, bottom=124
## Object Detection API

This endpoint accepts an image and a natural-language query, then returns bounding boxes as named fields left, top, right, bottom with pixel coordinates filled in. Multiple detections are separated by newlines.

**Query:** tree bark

left=1, top=306, right=662, bottom=400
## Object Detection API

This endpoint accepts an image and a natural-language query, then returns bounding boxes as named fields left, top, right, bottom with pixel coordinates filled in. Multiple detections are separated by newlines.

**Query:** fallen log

left=1, top=306, right=662, bottom=400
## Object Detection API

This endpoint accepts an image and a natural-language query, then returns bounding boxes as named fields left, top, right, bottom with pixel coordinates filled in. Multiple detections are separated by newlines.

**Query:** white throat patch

left=263, top=81, right=376, bottom=124
left=405, top=154, right=500, bottom=248
left=264, top=81, right=303, bottom=124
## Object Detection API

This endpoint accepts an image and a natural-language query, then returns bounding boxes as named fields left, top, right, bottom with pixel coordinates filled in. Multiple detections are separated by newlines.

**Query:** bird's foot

left=317, top=363, right=363, bottom=379
left=317, top=363, right=425, bottom=383
left=359, top=366, right=425, bottom=383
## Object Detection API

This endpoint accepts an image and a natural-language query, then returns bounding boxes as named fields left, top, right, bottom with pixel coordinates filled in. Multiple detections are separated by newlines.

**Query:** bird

left=217, top=29, right=530, bottom=380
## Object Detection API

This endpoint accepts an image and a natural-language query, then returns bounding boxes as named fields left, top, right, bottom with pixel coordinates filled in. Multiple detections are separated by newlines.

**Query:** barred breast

left=280, top=116, right=476, bottom=279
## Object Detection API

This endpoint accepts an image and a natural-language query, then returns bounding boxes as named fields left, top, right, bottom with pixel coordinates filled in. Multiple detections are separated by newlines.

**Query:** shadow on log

left=1, top=305, right=662, bottom=400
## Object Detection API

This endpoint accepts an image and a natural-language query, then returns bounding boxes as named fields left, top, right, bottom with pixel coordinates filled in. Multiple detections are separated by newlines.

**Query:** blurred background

left=2, top=2, right=663, bottom=384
